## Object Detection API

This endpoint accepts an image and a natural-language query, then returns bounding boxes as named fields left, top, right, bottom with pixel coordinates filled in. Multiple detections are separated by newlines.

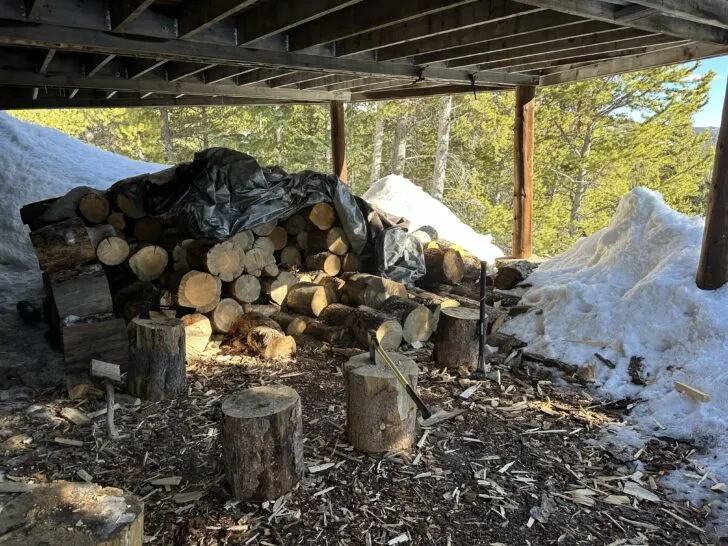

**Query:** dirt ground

left=1, top=329, right=723, bottom=546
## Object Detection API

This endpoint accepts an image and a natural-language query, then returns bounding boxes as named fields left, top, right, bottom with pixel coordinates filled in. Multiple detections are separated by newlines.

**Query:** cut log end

left=96, top=236, right=130, bottom=266
left=177, top=270, right=222, bottom=313
left=129, top=245, right=168, bottom=282
left=207, top=241, right=245, bottom=282
left=78, top=192, right=110, bottom=224
left=305, top=252, right=341, bottom=277
left=309, top=202, right=336, bottom=231
left=210, top=298, right=244, bottom=334
left=433, top=306, right=480, bottom=370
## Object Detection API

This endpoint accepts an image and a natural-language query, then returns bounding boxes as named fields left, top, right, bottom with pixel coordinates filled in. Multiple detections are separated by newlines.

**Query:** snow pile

left=363, top=174, right=504, bottom=263
left=0, top=112, right=163, bottom=385
left=503, top=188, right=728, bottom=501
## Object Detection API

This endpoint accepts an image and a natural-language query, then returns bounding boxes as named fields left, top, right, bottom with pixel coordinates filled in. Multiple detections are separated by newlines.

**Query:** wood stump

left=128, top=317, right=186, bottom=401
left=433, top=307, right=481, bottom=370
left=349, top=305, right=403, bottom=350
left=0, top=481, right=143, bottom=545
left=343, top=352, right=419, bottom=453
left=221, top=385, right=304, bottom=501
left=379, top=296, right=434, bottom=344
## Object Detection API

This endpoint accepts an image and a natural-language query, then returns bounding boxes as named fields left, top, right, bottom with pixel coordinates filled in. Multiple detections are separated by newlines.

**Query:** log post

left=513, top=85, right=535, bottom=260
left=343, top=352, right=419, bottom=453
left=0, top=482, right=144, bottom=545
left=330, top=100, right=348, bottom=181
left=221, top=385, right=304, bottom=501
left=433, top=307, right=481, bottom=370
left=697, top=81, right=728, bottom=289
left=128, top=317, right=186, bottom=401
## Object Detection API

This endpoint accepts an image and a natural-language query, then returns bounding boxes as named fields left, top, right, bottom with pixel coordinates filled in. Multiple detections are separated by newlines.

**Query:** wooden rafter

left=166, top=62, right=217, bottom=83
left=630, top=0, right=728, bottom=30
left=178, top=0, right=257, bottom=38
left=110, top=0, right=156, bottom=32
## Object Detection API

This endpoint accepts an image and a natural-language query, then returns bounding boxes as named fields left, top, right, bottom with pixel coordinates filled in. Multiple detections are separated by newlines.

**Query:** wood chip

left=60, top=407, right=91, bottom=426
left=387, top=532, right=410, bottom=545
left=674, top=381, right=711, bottom=403
left=660, top=508, right=705, bottom=534
left=420, top=409, right=464, bottom=427
left=54, top=437, right=83, bottom=447
left=711, top=482, right=726, bottom=492
left=623, top=480, right=660, bottom=502
left=308, top=462, right=335, bottom=474
left=151, top=476, right=182, bottom=486
left=173, top=491, right=204, bottom=504
left=602, top=495, right=631, bottom=505
left=76, top=469, right=93, bottom=483
left=459, top=383, right=482, bottom=399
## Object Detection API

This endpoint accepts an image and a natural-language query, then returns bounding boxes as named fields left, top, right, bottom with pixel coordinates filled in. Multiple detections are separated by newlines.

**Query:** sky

left=691, top=55, right=727, bottom=127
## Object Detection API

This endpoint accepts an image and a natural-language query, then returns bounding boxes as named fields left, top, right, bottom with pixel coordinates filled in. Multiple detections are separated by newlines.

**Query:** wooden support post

left=330, top=100, right=348, bottom=181
left=513, top=85, right=535, bottom=259
left=697, top=82, right=728, bottom=290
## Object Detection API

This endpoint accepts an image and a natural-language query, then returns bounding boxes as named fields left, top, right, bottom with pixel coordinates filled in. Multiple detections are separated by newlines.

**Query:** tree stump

left=343, top=352, right=419, bottom=453
left=221, top=385, right=304, bottom=501
left=348, top=305, right=402, bottom=350
left=433, top=307, right=481, bottom=370
left=0, top=481, right=143, bottom=545
left=128, top=317, right=186, bottom=401
left=379, top=295, right=435, bottom=344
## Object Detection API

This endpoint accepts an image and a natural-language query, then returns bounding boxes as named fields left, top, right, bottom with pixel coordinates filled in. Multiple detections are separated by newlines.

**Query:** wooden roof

left=0, top=0, right=726, bottom=109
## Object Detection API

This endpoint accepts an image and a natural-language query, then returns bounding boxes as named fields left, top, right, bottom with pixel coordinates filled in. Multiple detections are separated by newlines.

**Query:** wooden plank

left=203, top=65, right=254, bottom=84
left=630, top=0, right=728, bottom=30
left=697, top=77, right=728, bottom=290
left=110, top=0, right=156, bottom=32
left=179, top=0, right=257, bottom=38
left=351, top=84, right=500, bottom=101
left=513, top=86, right=535, bottom=260
left=516, top=0, right=728, bottom=44
left=166, top=62, right=217, bottom=82
left=334, top=1, right=541, bottom=57
left=287, top=0, right=476, bottom=51
left=330, top=101, right=347, bottom=181
left=539, top=42, right=728, bottom=85
left=39, top=48, right=55, bottom=73
left=0, top=23, right=538, bottom=86
left=239, top=0, right=363, bottom=45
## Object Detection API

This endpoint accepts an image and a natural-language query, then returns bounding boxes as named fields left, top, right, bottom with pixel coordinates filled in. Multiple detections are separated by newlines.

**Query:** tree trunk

left=433, top=307, right=480, bottom=370
left=391, top=117, right=407, bottom=176
left=221, top=386, right=304, bottom=500
left=128, top=317, right=186, bottom=401
left=431, top=95, right=452, bottom=201
left=160, top=107, right=174, bottom=162
left=371, top=108, right=385, bottom=184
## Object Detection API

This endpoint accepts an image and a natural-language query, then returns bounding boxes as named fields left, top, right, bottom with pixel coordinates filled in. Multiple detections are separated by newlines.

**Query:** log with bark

left=418, top=247, right=465, bottom=286
left=174, top=270, right=222, bottom=313
left=308, top=202, right=335, bottom=230
left=284, top=214, right=307, bottom=235
left=348, top=305, right=403, bottom=350
left=284, top=282, right=336, bottom=317
left=30, top=217, right=97, bottom=274
left=379, top=295, right=435, bottom=344
left=128, top=317, right=186, bottom=401
left=78, top=191, right=111, bottom=224
left=280, top=245, right=302, bottom=268
left=304, top=251, right=341, bottom=276
left=432, top=307, right=480, bottom=370
left=232, top=312, right=296, bottom=359
left=340, top=272, right=407, bottom=310
left=318, top=302, right=356, bottom=326
left=221, top=386, right=303, bottom=500
left=187, top=240, right=245, bottom=282
left=307, top=226, right=349, bottom=256
left=269, top=226, right=288, bottom=250
left=260, top=271, right=299, bottom=305
left=341, top=252, right=361, bottom=273
left=209, top=298, right=244, bottom=334
left=494, top=259, right=539, bottom=289
left=285, top=315, right=345, bottom=344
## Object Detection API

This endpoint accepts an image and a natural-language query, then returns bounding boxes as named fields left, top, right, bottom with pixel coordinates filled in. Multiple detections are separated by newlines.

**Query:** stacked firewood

left=21, top=187, right=509, bottom=399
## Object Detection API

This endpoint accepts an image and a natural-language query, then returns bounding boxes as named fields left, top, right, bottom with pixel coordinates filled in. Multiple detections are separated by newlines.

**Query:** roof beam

left=24, top=0, right=42, bottom=20
left=204, top=65, right=255, bottom=84
left=266, top=71, right=329, bottom=88
left=515, top=0, right=728, bottom=43
left=629, top=0, right=728, bottom=30
left=0, top=69, right=351, bottom=101
left=179, top=0, right=257, bottom=38
left=414, top=20, right=616, bottom=65
left=127, top=58, right=168, bottom=79
left=38, top=48, right=55, bottom=73
left=166, top=62, right=217, bottom=82
left=614, top=5, right=654, bottom=23
left=86, top=54, right=117, bottom=77
left=238, top=0, right=363, bottom=45
left=539, top=41, right=728, bottom=85
left=287, top=0, right=476, bottom=51
left=334, top=0, right=542, bottom=57
left=352, top=84, right=500, bottom=101
left=110, top=0, right=156, bottom=32
left=0, top=23, right=538, bottom=86
left=378, top=10, right=586, bottom=62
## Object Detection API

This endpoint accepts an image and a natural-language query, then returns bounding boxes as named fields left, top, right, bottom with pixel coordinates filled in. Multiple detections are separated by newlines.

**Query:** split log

left=128, top=317, right=186, bottom=401
left=244, top=248, right=275, bottom=277
left=30, top=217, right=96, bottom=274
left=78, top=191, right=110, bottom=224
left=128, top=245, right=168, bottom=281
left=115, top=192, right=146, bottom=219
left=284, top=214, right=307, bottom=235
left=253, top=236, right=275, bottom=255
left=251, top=219, right=277, bottom=236
left=187, top=240, right=245, bottom=281
left=91, top=359, right=122, bottom=383
left=210, top=298, right=244, bottom=334
left=340, top=272, right=407, bottom=310
left=379, top=296, right=435, bottom=344
left=269, top=226, right=288, bottom=250
left=230, top=230, right=255, bottom=252
left=107, top=211, right=127, bottom=231
left=419, top=247, right=465, bottom=286
left=309, top=202, right=335, bottom=230
left=50, top=263, right=113, bottom=320
left=285, top=282, right=336, bottom=317
left=285, top=315, right=345, bottom=344
left=96, top=237, right=130, bottom=266
left=305, top=252, right=341, bottom=276
left=296, top=231, right=308, bottom=251
left=221, top=386, right=303, bottom=500
left=433, top=307, right=481, bottom=370
left=280, top=246, right=302, bottom=267
left=182, top=313, right=212, bottom=361
left=233, top=312, right=296, bottom=359
left=133, top=216, right=163, bottom=243
left=494, top=260, right=538, bottom=289
left=318, top=302, right=356, bottom=325
left=175, top=270, right=221, bottom=313
left=343, top=352, right=419, bottom=453
left=0, top=481, right=144, bottom=545
left=342, top=252, right=361, bottom=272
left=259, top=271, right=299, bottom=305
left=349, top=305, right=403, bottom=350
left=307, top=227, right=349, bottom=256
left=229, top=274, right=261, bottom=304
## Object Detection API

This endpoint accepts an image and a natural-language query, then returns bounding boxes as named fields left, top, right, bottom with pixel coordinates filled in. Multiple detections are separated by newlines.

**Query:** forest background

left=11, top=62, right=719, bottom=256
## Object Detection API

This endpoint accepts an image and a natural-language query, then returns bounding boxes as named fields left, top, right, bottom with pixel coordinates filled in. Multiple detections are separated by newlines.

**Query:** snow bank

left=503, top=187, right=728, bottom=510
left=363, top=174, right=504, bottom=263
left=0, top=112, right=163, bottom=384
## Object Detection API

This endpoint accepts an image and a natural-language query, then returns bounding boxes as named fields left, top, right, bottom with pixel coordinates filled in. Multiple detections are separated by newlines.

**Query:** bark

left=391, top=117, right=408, bottom=175
left=128, top=317, right=186, bottom=401
left=431, top=95, right=452, bottom=201
left=371, top=107, right=385, bottom=184
left=160, top=107, right=174, bottom=162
